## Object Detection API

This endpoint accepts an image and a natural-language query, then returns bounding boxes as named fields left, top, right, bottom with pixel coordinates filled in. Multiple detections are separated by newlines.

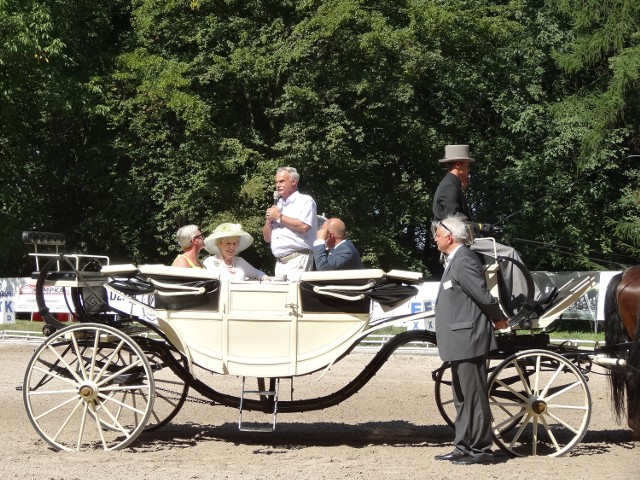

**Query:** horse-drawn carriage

left=20, top=231, right=639, bottom=456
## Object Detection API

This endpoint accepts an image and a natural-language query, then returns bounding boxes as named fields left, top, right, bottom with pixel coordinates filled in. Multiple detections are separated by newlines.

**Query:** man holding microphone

left=263, top=166, right=317, bottom=281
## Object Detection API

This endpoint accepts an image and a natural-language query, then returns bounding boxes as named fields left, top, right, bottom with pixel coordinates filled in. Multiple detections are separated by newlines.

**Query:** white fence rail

left=0, top=329, right=46, bottom=343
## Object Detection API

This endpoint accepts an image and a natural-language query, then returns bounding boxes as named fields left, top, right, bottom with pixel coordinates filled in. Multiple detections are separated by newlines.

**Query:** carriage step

left=238, top=377, right=279, bottom=432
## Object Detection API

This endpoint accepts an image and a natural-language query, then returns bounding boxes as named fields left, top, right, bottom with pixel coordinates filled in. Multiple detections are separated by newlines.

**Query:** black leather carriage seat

left=136, top=264, right=220, bottom=311
left=298, top=269, right=421, bottom=314
left=102, top=264, right=153, bottom=295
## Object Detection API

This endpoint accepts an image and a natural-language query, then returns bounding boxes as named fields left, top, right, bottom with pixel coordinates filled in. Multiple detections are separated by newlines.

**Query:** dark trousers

left=451, top=355, right=494, bottom=458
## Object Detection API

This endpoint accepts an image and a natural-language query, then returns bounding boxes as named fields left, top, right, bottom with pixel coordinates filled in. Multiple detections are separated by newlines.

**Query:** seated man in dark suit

left=312, top=218, right=364, bottom=270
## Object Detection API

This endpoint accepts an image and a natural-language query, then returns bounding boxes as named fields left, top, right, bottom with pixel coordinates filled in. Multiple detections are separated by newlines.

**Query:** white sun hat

left=204, top=223, right=254, bottom=255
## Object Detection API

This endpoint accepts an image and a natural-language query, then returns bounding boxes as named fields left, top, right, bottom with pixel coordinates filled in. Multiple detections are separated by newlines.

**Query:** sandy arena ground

left=0, top=342, right=638, bottom=479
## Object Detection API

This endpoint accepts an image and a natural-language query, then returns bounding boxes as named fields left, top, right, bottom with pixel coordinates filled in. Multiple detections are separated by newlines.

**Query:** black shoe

left=451, top=454, right=492, bottom=465
left=434, top=450, right=465, bottom=461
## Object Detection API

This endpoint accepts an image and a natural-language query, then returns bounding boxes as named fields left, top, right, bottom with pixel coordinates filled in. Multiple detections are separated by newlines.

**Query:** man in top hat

left=433, top=145, right=475, bottom=222
left=432, top=144, right=529, bottom=312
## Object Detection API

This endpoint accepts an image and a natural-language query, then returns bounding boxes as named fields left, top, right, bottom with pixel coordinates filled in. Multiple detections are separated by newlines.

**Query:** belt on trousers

left=277, top=249, right=310, bottom=264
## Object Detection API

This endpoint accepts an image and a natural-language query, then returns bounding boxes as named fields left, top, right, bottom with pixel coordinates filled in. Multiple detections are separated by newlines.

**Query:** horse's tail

left=628, top=311, right=640, bottom=437
left=603, top=272, right=628, bottom=421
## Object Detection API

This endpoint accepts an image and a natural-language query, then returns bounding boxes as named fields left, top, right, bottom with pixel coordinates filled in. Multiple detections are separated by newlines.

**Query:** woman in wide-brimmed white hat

left=202, top=223, right=269, bottom=281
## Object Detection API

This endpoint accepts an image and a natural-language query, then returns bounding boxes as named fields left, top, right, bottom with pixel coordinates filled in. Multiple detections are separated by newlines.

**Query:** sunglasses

left=431, top=221, right=452, bottom=238
left=192, top=234, right=204, bottom=240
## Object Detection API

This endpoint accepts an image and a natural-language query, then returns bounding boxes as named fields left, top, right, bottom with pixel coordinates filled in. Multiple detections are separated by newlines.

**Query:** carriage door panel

left=224, top=281, right=299, bottom=377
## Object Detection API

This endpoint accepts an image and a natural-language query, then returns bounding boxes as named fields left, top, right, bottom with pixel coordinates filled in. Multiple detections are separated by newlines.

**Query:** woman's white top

left=203, top=255, right=267, bottom=281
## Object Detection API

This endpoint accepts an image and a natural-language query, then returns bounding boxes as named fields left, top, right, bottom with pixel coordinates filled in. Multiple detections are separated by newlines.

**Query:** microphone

left=273, top=190, right=280, bottom=205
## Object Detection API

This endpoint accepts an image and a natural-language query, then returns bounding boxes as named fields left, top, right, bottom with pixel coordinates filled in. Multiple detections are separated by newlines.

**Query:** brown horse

left=603, top=266, right=640, bottom=437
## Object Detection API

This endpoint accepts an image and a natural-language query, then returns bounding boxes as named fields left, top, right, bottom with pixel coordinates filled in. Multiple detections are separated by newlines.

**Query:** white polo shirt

left=270, top=190, right=317, bottom=258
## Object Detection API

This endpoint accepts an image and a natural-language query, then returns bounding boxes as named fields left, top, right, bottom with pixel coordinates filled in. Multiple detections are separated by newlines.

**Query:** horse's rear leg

left=627, top=323, right=640, bottom=438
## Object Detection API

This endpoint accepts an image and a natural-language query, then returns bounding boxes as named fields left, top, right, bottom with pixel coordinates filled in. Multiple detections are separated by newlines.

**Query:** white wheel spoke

left=513, top=361, right=533, bottom=396
left=545, top=410, right=581, bottom=434
left=97, top=392, right=149, bottom=416
left=538, top=414, right=562, bottom=452
left=23, top=323, right=154, bottom=451
left=93, top=398, right=133, bottom=437
left=508, top=412, right=532, bottom=449
left=533, top=356, right=541, bottom=394
left=96, top=358, right=145, bottom=388
left=94, top=339, right=127, bottom=384
left=52, top=397, right=84, bottom=446
left=32, top=362, right=81, bottom=389
left=539, top=362, right=564, bottom=397
left=33, top=394, right=78, bottom=421
left=493, top=407, right=526, bottom=430
left=89, top=401, right=111, bottom=450
left=494, top=376, right=529, bottom=403
left=489, top=349, right=591, bottom=457
left=70, top=334, right=89, bottom=381
left=75, top=401, right=89, bottom=452
left=544, top=379, right=584, bottom=402
left=45, top=343, right=84, bottom=384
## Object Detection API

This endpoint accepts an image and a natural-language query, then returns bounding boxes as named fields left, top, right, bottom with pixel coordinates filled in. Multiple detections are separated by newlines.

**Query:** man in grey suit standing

left=312, top=218, right=364, bottom=270
left=433, top=214, right=508, bottom=465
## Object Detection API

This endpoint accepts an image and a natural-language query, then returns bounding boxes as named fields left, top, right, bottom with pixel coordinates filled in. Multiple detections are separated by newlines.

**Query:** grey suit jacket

left=313, top=239, right=363, bottom=271
left=434, top=245, right=502, bottom=362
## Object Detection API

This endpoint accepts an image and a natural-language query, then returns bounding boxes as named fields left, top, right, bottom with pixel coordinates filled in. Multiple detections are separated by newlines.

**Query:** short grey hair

left=176, top=224, right=199, bottom=250
left=439, top=215, right=469, bottom=243
left=276, top=166, right=299, bottom=182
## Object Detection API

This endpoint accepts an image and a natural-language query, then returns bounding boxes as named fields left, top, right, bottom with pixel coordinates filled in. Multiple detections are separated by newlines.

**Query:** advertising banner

left=0, top=277, right=22, bottom=324
left=370, top=271, right=621, bottom=333
left=14, top=281, right=77, bottom=314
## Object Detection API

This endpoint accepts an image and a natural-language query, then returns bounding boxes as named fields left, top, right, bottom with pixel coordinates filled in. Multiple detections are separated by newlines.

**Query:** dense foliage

left=1, top=0, right=639, bottom=277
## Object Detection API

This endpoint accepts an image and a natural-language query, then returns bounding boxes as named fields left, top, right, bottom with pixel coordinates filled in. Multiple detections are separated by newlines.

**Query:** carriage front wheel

left=487, top=349, right=591, bottom=457
left=23, top=323, right=155, bottom=451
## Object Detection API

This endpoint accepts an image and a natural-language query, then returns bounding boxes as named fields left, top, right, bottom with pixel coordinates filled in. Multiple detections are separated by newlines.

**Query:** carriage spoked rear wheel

left=433, top=358, right=515, bottom=431
left=488, top=349, right=591, bottom=457
left=433, top=362, right=455, bottom=429
left=23, top=323, right=154, bottom=451
left=140, top=341, right=189, bottom=431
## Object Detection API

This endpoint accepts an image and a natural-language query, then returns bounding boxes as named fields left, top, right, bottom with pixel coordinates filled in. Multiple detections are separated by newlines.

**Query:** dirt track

left=1, top=343, right=638, bottom=479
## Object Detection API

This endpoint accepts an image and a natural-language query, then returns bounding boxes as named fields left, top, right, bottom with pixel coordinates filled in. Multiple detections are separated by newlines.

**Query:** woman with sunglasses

left=171, top=224, right=205, bottom=268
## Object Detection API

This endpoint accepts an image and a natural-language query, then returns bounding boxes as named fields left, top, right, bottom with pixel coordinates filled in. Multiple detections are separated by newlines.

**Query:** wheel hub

left=78, top=383, right=98, bottom=402
left=530, top=398, right=547, bottom=415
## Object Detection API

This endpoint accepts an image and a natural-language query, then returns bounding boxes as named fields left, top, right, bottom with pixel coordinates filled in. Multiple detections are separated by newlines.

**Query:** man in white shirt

left=263, top=166, right=317, bottom=280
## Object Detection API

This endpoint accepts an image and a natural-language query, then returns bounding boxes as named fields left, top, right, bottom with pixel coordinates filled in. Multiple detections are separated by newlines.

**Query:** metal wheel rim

left=23, top=323, right=154, bottom=451
left=488, top=348, right=591, bottom=457
left=434, top=359, right=501, bottom=432
left=433, top=362, right=455, bottom=429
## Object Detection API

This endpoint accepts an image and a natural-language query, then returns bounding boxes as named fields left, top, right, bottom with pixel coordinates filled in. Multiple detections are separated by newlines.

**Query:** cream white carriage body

left=103, top=265, right=420, bottom=378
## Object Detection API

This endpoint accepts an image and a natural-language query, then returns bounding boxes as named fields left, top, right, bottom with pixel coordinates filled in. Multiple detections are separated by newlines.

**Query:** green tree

left=0, top=0, right=131, bottom=273
left=547, top=0, right=640, bottom=265
left=4, top=0, right=638, bottom=279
